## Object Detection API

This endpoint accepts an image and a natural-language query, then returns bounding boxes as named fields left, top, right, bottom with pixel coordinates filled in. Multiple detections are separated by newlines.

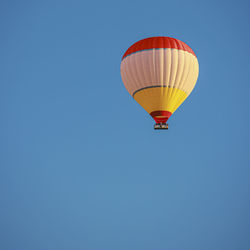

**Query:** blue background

left=1, top=0, right=250, bottom=249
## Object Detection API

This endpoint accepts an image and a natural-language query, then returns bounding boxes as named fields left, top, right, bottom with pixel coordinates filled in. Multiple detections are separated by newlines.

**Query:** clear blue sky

left=1, top=0, right=250, bottom=249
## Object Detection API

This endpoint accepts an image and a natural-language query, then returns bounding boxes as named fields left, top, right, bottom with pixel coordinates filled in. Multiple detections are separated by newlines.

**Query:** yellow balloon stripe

left=133, top=87, right=188, bottom=114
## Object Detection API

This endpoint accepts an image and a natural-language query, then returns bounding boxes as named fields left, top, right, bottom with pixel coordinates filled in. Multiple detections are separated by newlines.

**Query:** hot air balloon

left=120, top=36, right=199, bottom=129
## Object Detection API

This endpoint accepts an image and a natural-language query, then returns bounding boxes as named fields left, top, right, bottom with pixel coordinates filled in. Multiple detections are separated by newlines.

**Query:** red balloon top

left=122, top=36, right=196, bottom=60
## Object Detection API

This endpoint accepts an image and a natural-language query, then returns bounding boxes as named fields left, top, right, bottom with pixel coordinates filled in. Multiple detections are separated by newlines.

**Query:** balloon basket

left=154, top=123, right=168, bottom=130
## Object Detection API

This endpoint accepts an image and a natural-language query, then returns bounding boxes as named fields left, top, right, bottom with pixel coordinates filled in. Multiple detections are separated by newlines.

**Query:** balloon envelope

left=120, top=36, right=199, bottom=125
